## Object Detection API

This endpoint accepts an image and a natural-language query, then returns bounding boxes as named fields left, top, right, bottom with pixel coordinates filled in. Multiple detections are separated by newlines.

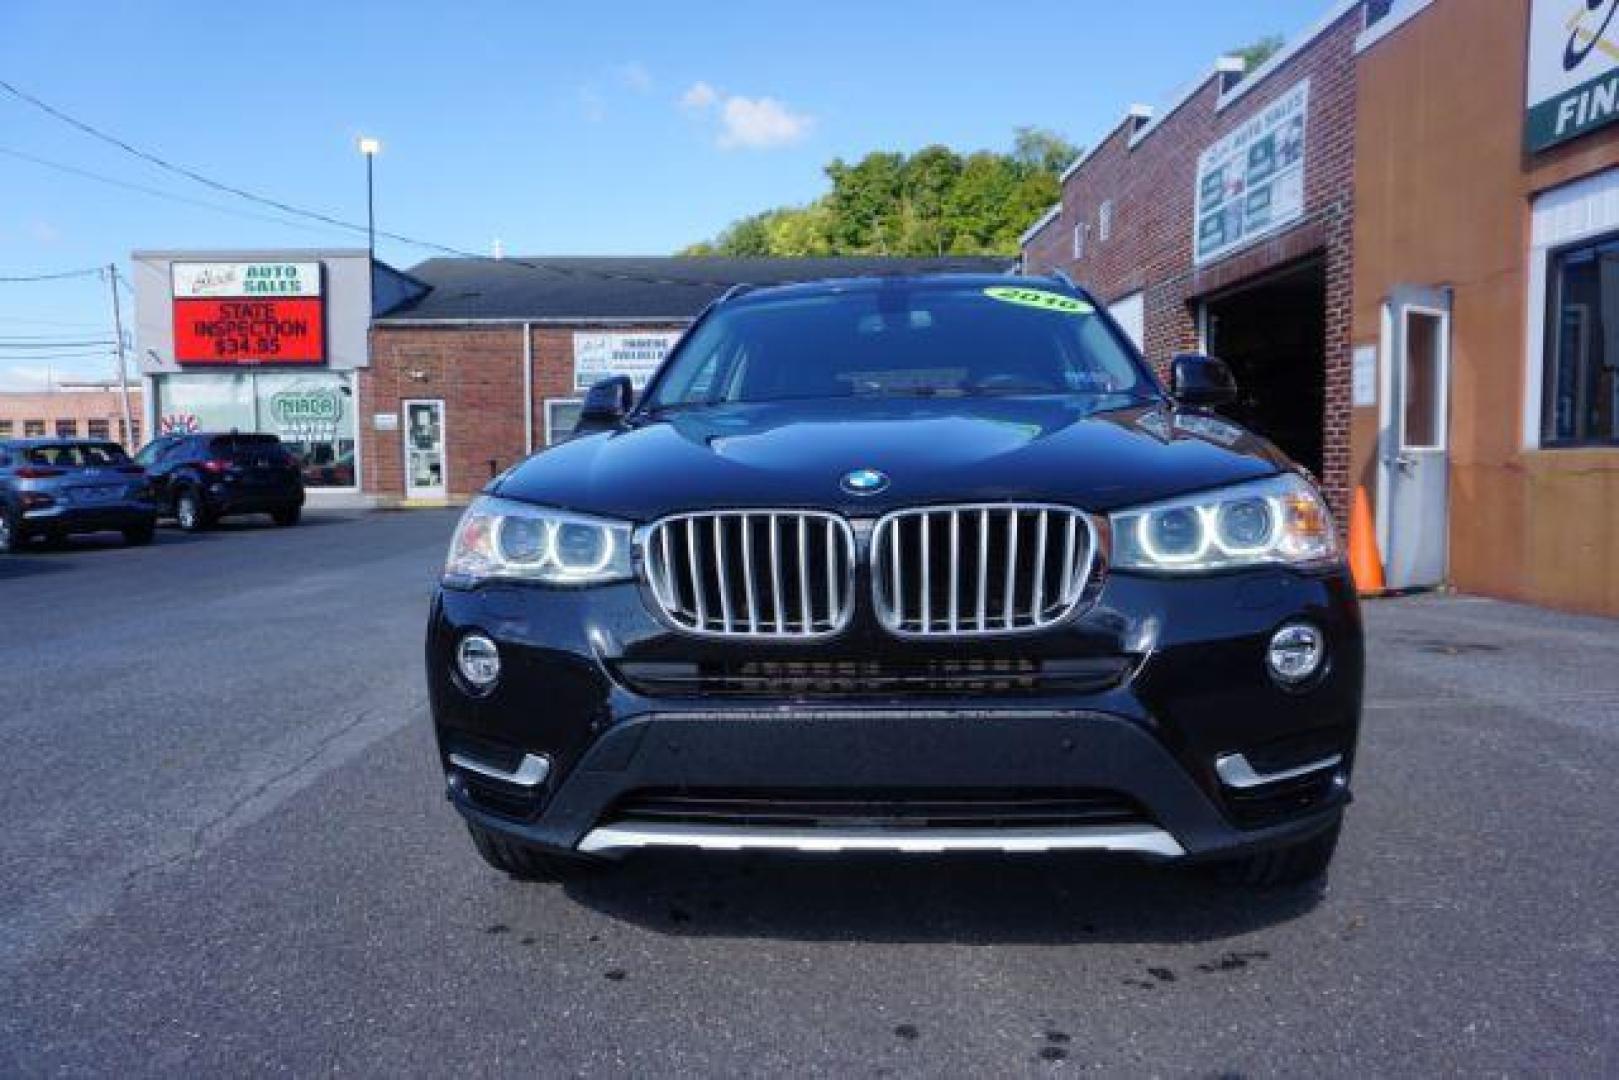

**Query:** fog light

left=456, top=633, right=501, bottom=691
left=1266, top=622, right=1324, bottom=685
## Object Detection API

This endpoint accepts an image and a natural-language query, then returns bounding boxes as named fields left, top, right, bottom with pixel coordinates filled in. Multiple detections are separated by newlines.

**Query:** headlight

left=1111, top=473, right=1339, bottom=573
left=443, top=496, right=633, bottom=587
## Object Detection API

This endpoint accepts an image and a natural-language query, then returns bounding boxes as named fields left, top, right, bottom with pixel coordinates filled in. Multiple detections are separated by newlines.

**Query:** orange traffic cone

left=1348, top=485, right=1385, bottom=596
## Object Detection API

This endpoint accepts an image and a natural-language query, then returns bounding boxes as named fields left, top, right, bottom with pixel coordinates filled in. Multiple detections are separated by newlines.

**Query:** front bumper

left=21, top=501, right=157, bottom=536
left=430, top=568, right=1362, bottom=863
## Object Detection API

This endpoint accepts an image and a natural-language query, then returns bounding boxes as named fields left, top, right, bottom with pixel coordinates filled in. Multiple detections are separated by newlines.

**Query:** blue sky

left=1, top=0, right=1322, bottom=388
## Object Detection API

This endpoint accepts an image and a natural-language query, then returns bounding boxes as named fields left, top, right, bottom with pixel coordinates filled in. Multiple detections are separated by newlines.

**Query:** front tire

left=466, top=822, right=602, bottom=883
left=123, top=522, right=156, bottom=546
left=1216, top=822, right=1341, bottom=889
left=175, top=489, right=212, bottom=532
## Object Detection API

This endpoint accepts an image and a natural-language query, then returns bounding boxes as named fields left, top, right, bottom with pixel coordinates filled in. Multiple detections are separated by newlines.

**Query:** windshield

left=645, top=283, right=1155, bottom=410
left=24, top=443, right=130, bottom=467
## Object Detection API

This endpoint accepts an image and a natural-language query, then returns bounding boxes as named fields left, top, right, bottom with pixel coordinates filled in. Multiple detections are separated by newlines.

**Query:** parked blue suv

left=0, top=439, right=158, bottom=553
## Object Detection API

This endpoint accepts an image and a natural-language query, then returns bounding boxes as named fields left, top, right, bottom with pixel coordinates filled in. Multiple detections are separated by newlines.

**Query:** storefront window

left=255, top=373, right=356, bottom=488
left=1545, top=237, right=1619, bottom=447
left=154, top=371, right=358, bottom=487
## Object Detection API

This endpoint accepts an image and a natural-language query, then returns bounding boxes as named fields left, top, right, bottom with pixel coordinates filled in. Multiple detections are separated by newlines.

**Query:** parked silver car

left=0, top=439, right=158, bottom=553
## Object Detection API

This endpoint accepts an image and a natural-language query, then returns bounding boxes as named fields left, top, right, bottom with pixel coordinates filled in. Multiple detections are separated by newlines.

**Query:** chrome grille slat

left=777, top=514, right=790, bottom=634
left=642, top=511, right=855, bottom=639
left=713, top=516, right=733, bottom=633
left=872, top=503, right=1097, bottom=639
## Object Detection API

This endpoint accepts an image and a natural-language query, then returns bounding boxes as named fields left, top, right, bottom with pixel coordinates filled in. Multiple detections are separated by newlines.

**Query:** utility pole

left=106, top=263, right=136, bottom=446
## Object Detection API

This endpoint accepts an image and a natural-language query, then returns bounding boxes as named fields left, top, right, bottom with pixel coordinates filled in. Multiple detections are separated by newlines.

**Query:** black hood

left=492, top=397, right=1290, bottom=522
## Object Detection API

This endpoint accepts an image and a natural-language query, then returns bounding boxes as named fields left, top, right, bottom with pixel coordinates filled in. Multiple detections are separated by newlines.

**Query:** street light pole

left=358, top=136, right=381, bottom=312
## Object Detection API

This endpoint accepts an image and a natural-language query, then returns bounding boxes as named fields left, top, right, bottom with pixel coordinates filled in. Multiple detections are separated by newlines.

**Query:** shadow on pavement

left=562, top=850, right=1323, bottom=945
left=0, top=555, right=72, bottom=579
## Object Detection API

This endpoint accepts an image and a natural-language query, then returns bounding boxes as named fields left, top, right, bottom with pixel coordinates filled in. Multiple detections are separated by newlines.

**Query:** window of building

left=24, top=420, right=45, bottom=437
left=1098, top=200, right=1114, bottom=244
left=1072, top=221, right=1088, bottom=260
left=1403, top=311, right=1446, bottom=450
left=121, top=418, right=141, bottom=446
left=0, top=420, right=11, bottom=438
left=55, top=419, right=78, bottom=438
left=1544, top=234, right=1619, bottom=446
left=87, top=419, right=110, bottom=440
left=545, top=399, right=584, bottom=445
left=153, top=371, right=357, bottom=486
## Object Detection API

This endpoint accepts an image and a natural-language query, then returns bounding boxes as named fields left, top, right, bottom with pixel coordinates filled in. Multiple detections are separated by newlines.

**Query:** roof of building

left=378, top=256, right=1012, bottom=322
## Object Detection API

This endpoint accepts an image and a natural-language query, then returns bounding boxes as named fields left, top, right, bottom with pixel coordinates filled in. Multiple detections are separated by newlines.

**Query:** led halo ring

left=550, top=522, right=618, bottom=578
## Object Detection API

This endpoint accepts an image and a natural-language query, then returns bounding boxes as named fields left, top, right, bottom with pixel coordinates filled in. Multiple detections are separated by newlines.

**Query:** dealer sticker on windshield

left=983, top=286, right=1094, bottom=315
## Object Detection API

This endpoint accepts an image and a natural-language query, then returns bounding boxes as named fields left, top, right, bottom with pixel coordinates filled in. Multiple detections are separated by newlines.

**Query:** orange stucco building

left=1351, top=0, right=1619, bottom=615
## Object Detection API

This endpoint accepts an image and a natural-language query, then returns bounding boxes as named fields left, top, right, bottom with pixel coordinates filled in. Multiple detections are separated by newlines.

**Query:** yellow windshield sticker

left=983, top=286, right=1093, bottom=315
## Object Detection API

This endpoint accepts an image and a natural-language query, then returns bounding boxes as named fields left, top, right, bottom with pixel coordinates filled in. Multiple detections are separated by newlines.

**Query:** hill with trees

left=680, top=128, right=1079, bottom=258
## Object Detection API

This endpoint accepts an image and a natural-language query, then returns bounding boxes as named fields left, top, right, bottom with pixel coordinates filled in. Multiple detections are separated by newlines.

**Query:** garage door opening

left=1201, top=259, right=1327, bottom=478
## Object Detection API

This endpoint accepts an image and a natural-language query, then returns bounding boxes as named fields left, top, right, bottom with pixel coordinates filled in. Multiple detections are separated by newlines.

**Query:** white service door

left=403, top=399, right=446, bottom=499
left=1379, top=288, right=1451, bottom=590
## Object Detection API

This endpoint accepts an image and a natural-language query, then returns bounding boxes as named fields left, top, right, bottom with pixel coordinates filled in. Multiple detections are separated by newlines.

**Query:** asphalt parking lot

left=1, top=510, right=1616, bottom=1076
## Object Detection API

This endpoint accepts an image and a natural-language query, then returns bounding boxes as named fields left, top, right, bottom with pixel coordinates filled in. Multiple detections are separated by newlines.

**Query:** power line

left=0, top=333, right=116, bottom=342
left=0, top=79, right=745, bottom=290
left=0, top=315, right=111, bottom=329
left=0, top=144, right=360, bottom=241
left=0, top=349, right=116, bottom=356
left=0, top=340, right=116, bottom=348
left=0, top=267, right=103, bottom=283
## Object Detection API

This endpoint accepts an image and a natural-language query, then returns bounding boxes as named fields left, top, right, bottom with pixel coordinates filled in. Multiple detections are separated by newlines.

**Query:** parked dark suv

left=0, top=438, right=158, bottom=552
left=135, top=432, right=305, bottom=531
left=428, top=275, right=1363, bottom=889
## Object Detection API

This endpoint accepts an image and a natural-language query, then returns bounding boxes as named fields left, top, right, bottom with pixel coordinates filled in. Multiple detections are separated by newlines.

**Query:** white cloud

left=716, top=95, right=813, bottom=150
left=614, top=62, right=653, bottom=93
left=679, top=80, right=719, bottom=111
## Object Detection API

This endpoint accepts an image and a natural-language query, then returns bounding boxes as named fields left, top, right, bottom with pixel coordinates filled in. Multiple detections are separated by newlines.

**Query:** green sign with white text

left=1527, top=0, right=1619, bottom=152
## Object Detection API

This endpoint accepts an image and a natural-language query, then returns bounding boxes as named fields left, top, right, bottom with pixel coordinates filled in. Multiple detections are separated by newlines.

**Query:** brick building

left=365, top=257, right=1005, bottom=504
left=1020, top=0, right=1394, bottom=524
left=0, top=386, right=143, bottom=445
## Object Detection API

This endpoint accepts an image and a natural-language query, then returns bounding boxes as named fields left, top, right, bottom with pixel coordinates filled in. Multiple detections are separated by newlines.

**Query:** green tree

left=1231, top=34, right=1284, bottom=76
left=1011, top=127, right=1079, bottom=177
left=680, top=130, right=1076, bottom=259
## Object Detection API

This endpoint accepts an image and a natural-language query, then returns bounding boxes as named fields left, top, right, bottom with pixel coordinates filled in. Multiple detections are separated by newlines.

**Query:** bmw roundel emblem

left=841, top=468, right=890, bottom=495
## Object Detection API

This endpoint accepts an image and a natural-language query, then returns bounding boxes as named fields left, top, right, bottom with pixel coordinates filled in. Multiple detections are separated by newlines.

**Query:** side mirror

left=1170, top=353, right=1238, bottom=409
left=578, top=376, right=634, bottom=431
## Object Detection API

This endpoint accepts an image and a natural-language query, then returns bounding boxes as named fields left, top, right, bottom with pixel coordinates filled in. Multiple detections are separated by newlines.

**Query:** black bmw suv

left=429, top=275, right=1362, bottom=888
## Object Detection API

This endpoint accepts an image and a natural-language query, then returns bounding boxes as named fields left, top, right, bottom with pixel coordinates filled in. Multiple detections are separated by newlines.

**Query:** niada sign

left=270, top=388, right=343, bottom=426
left=1528, top=0, right=1619, bottom=152
left=1193, top=79, right=1309, bottom=266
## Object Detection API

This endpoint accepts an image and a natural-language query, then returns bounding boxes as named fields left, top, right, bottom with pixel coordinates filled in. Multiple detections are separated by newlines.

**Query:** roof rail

left=717, top=282, right=754, bottom=303
left=1048, top=269, right=1079, bottom=291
